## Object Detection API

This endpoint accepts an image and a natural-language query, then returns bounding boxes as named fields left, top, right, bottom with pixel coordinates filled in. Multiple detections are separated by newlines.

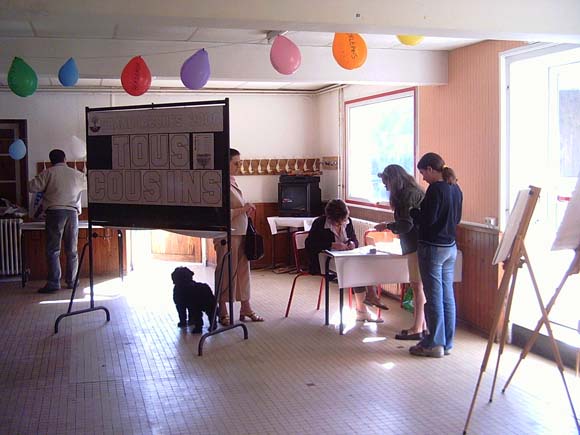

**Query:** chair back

left=292, top=231, right=311, bottom=274
left=363, top=228, right=396, bottom=246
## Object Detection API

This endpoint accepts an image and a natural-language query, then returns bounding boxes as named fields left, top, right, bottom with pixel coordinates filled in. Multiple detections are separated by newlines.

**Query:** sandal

left=363, top=298, right=389, bottom=310
left=218, top=315, right=230, bottom=326
left=239, top=311, right=264, bottom=322
left=355, top=310, right=384, bottom=323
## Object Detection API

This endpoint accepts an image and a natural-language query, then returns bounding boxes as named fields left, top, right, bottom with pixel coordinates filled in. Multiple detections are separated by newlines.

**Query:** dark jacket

left=413, top=181, right=463, bottom=247
left=386, top=185, right=424, bottom=255
left=305, top=216, right=358, bottom=274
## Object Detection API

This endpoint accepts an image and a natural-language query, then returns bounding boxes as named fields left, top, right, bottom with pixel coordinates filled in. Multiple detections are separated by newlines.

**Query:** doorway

left=502, top=44, right=580, bottom=337
left=0, top=120, right=28, bottom=208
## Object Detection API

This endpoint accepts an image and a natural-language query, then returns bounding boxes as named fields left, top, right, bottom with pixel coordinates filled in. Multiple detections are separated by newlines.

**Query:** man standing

left=29, top=149, right=87, bottom=293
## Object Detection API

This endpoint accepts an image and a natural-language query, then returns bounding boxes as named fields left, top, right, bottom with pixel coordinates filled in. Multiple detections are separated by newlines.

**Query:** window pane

left=346, top=91, right=415, bottom=205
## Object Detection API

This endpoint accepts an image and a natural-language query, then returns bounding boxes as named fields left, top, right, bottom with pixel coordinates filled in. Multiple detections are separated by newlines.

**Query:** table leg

left=339, top=287, right=344, bottom=335
left=270, top=232, right=276, bottom=269
left=325, top=256, right=331, bottom=325
left=117, top=230, right=123, bottom=281
left=20, top=228, right=26, bottom=287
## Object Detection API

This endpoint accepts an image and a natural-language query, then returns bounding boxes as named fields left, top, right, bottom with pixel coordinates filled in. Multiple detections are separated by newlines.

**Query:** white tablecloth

left=320, top=245, right=463, bottom=288
left=267, top=216, right=316, bottom=235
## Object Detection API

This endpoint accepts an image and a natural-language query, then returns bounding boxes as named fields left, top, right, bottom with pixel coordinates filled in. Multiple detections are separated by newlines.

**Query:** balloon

left=58, top=57, right=79, bottom=87
left=270, top=35, right=301, bottom=75
left=8, top=57, right=38, bottom=97
left=71, top=135, right=87, bottom=159
left=180, top=49, right=210, bottom=90
left=121, top=56, right=152, bottom=96
left=332, top=33, right=367, bottom=70
left=397, top=35, right=424, bottom=46
left=9, top=139, right=27, bottom=160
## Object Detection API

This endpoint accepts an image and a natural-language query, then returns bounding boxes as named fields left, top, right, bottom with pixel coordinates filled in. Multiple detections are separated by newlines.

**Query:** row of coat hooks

left=237, top=158, right=322, bottom=176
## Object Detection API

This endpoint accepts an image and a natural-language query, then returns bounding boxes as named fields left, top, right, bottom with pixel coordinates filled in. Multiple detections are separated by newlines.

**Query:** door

left=0, top=121, right=28, bottom=207
left=503, top=44, right=580, bottom=333
left=151, top=230, right=202, bottom=262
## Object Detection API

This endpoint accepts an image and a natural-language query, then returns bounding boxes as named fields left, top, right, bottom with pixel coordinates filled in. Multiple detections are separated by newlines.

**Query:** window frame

left=343, top=87, right=418, bottom=210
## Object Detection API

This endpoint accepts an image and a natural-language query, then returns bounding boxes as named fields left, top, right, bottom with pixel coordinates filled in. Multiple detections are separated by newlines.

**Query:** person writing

left=306, top=199, right=387, bottom=322
left=409, top=153, right=463, bottom=358
left=375, top=164, right=426, bottom=340
left=28, top=149, right=87, bottom=293
left=214, top=148, right=264, bottom=325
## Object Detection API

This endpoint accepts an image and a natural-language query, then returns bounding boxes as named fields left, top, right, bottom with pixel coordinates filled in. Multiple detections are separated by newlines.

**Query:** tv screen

left=280, top=185, right=308, bottom=212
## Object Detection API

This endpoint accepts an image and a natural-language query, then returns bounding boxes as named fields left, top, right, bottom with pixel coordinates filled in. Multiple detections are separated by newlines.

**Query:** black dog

left=171, top=267, right=216, bottom=334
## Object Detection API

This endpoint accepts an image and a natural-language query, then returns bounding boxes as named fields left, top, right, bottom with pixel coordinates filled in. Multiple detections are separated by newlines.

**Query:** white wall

left=0, top=90, right=319, bottom=204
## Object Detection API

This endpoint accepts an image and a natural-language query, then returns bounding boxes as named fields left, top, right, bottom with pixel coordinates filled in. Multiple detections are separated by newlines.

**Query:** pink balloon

left=270, top=35, right=301, bottom=75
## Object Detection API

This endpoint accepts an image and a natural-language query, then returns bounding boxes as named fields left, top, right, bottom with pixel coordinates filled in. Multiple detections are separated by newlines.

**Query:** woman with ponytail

left=409, top=152, right=462, bottom=358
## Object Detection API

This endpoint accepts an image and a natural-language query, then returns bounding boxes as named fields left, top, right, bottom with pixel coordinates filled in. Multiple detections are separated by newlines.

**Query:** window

left=345, top=89, right=416, bottom=207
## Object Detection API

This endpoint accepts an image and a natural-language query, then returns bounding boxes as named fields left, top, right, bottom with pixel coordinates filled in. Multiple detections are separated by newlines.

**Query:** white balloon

left=71, top=135, right=86, bottom=159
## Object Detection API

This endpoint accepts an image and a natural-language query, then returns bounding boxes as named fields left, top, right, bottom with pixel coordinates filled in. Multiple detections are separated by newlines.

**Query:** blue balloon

left=58, top=57, right=79, bottom=87
left=180, top=49, right=210, bottom=90
left=9, top=139, right=27, bottom=160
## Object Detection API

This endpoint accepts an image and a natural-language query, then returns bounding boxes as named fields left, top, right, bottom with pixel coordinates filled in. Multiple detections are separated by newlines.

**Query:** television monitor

left=278, top=176, right=321, bottom=217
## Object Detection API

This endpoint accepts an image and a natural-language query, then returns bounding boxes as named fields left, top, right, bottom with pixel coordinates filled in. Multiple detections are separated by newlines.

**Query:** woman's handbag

left=245, top=217, right=265, bottom=261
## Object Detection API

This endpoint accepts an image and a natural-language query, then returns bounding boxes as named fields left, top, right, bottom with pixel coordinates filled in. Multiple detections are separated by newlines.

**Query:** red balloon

left=121, top=56, right=151, bottom=96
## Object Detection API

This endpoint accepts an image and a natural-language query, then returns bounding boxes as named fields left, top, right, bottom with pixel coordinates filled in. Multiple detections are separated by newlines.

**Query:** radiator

left=350, top=217, right=378, bottom=245
left=0, top=218, right=22, bottom=276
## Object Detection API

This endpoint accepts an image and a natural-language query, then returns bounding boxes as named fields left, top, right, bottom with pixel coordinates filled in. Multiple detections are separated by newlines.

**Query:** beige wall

left=417, top=40, right=525, bottom=224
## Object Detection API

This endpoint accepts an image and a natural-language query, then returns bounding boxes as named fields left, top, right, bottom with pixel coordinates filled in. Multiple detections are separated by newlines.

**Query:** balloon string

left=24, top=37, right=270, bottom=61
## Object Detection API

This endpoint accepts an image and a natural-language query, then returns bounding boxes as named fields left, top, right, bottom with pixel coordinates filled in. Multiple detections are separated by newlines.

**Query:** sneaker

left=38, top=286, right=59, bottom=293
left=409, top=344, right=444, bottom=358
left=444, top=349, right=451, bottom=356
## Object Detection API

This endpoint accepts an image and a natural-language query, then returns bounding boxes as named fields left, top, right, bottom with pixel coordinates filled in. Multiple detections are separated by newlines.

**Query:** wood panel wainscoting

left=205, top=203, right=286, bottom=270
left=349, top=205, right=501, bottom=335
left=24, top=225, right=124, bottom=280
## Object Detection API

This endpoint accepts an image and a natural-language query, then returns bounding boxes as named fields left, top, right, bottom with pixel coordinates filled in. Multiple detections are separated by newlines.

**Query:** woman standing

left=215, top=148, right=264, bottom=325
left=409, top=153, right=462, bottom=358
left=375, top=164, right=426, bottom=340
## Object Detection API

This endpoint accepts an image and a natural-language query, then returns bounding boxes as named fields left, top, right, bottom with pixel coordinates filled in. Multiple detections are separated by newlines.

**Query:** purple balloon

left=180, top=49, right=210, bottom=90
left=270, top=35, right=301, bottom=75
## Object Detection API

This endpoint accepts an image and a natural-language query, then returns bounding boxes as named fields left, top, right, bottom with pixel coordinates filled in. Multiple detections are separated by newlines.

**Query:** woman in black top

left=306, top=199, right=387, bottom=322
left=409, top=153, right=463, bottom=358
left=375, top=165, right=426, bottom=340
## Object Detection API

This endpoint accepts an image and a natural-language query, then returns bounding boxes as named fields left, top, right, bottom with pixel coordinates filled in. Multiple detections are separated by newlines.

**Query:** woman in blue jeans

left=409, top=153, right=463, bottom=358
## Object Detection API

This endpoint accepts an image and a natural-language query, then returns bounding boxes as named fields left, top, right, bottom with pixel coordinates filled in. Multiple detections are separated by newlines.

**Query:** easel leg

left=463, top=255, right=519, bottom=434
left=489, top=262, right=520, bottom=402
left=54, top=231, right=110, bottom=334
left=198, top=244, right=248, bottom=356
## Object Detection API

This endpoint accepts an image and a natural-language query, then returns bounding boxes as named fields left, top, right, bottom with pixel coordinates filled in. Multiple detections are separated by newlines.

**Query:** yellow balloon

left=332, top=33, right=368, bottom=70
left=396, top=35, right=424, bottom=46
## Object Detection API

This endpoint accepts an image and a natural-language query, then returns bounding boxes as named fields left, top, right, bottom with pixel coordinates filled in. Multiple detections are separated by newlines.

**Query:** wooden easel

left=462, top=186, right=578, bottom=434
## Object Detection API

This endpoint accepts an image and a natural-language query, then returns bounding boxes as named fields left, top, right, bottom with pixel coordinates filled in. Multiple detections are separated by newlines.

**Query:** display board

left=552, top=173, right=580, bottom=251
left=86, top=100, right=230, bottom=231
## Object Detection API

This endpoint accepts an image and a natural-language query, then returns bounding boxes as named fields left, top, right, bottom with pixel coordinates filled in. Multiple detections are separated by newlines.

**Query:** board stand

left=198, top=237, right=248, bottom=356
left=463, top=186, right=579, bottom=434
left=54, top=228, right=110, bottom=334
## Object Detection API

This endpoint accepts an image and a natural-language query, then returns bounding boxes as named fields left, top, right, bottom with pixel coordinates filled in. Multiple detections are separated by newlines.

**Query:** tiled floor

left=0, top=261, right=578, bottom=435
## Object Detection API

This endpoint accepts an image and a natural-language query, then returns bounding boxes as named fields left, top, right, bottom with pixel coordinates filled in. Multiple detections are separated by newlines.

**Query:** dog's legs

left=176, top=304, right=187, bottom=328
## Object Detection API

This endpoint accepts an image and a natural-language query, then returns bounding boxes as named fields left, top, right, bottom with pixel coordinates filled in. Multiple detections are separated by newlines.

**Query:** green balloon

left=8, top=57, right=38, bottom=97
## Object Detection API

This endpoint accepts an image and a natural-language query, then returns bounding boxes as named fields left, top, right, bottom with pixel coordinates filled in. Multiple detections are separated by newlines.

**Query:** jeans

left=45, top=209, right=79, bottom=289
left=417, top=243, right=457, bottom=350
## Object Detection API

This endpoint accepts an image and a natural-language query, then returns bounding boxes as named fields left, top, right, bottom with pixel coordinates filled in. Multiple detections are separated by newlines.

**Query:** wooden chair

left=363, top=229, right=405, bottom=304
left=284, top=231, right=325, bottom=317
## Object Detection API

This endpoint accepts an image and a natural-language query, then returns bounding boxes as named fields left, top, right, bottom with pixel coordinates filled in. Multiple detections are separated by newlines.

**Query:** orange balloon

left=332, top=33, right=367, bottom=70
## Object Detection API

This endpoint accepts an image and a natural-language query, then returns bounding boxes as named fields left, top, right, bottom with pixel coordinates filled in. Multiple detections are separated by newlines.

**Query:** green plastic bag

left=402, top=287, right=414, bottom=313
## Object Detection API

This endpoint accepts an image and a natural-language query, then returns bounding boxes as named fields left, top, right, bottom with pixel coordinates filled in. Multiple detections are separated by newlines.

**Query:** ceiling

left=0, top=1, right=578, bottom=92
left=0, top=22, right=478, bottom=92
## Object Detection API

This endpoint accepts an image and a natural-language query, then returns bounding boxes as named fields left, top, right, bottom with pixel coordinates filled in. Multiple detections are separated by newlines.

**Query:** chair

left=284, top=231, right=325, bottom=317
left=363, top=229, right=404, bottom=304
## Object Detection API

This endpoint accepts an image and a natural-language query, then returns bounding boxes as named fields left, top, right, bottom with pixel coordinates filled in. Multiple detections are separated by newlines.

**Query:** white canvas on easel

left=493, top=188, right=530, bottom=265
left=552, top=173, right=580, bottom=251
